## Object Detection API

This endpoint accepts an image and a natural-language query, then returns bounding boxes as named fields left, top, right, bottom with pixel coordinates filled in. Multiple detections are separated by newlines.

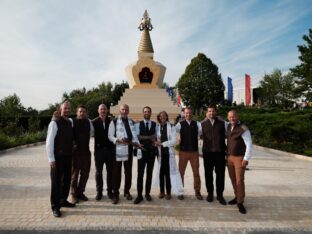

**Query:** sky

left=0, top=0, right=311, bottom=110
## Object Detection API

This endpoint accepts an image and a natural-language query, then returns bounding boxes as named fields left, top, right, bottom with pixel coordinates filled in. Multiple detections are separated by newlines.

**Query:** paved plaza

left=0, top=141, right=312, bottom=233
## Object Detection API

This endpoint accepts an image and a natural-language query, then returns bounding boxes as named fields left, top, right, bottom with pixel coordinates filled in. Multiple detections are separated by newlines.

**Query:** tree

left=291, top=28, right=312, bottom=101
left=258, top=69, right=297, bottom=108
left=176, top=53, right=224, bottom=114
left=0, top=94, right=26, bottom=117
left=111, top=81, right=129, bottom=106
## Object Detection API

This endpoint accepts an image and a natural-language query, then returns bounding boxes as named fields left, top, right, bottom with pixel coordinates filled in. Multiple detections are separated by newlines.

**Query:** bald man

left=46, top=101, right=75, bottom=218
left=226, top=110, right=252, bottom=214
left=92, top=104, right=114, bottom=201
left=108, top=104, right=142, bottom=204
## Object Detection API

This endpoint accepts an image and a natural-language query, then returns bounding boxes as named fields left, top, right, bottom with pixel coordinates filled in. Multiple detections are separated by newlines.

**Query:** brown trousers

left=179, top=151, right=201, bottom=193
left=70, top=151, right=91, bottom=197
left=227, top=155, right=245, bottom=203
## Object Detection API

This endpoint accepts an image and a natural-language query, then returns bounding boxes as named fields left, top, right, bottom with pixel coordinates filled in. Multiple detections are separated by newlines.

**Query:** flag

left=227, top=77, right=233, bottom=104
left=245, top=74, right=251, bottom=106
left=177, top=92, right=181, bottom=107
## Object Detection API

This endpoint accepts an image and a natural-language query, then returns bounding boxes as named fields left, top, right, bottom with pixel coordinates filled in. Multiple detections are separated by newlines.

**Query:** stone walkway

left=0, top=141, right=312, bottom=233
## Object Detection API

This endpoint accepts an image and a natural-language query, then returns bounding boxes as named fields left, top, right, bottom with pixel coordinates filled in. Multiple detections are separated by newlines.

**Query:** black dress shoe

left=52, top=209, right=62, bottom=218
left=124, top=193, right=133, bottom=200
left=107, top=193, right=114, bottom=200
left=112, top=196, right=119, bottom=205
left=177, top=195, right=184, bottom=200
left=145, top=194, right=152, bottom=201
left=134, top=196, right=143, bottom=204
left=206, top=194, right=213, bottom=202
left=228, top=197, right=237, bottom=205
left=95, top=193, right=103, bottom=201
left=60, top=200, right=76, bottom=208
left=217, top=196, right=227, bottom=205
left=237, top=203, right=247, bottom=214
left=78, top=193, right=88, bottom=201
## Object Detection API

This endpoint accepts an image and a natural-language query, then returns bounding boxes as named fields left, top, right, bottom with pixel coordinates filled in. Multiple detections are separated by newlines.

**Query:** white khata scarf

left=115, top=116, right=141, bottom=161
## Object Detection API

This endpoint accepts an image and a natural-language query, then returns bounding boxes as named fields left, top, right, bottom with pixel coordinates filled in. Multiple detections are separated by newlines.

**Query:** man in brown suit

left=201, top=105, right=227, bottom=205
left=227, top=110, right=252, bottom=214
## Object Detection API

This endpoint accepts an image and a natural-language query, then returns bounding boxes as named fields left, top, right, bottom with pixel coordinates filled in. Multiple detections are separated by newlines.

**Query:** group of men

left=46, top=101, right=252, bottom=218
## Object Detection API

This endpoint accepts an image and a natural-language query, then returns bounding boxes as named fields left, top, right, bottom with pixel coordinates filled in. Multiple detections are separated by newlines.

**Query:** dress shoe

left=217, top=196, right=227, bottom=205
left=78, top=193, right=88, bottom=201
left=112, top=196, right=119, bottom=205
left=165, top=194, right=171, bottom=200
left=237, top=203, right=247, bottom=214
left=145, top=194, right=152, bottom=201
left=134, top=196, right=143, bottom=204
left=124, top=193, right=133, bottom=201
left=228, top=197, right=237, bottom=205
left=52, top=209, right=62, bottom=218
left=177, top=195, right=184, bottom=200
left=196, top=193, right=203, bottom=200
left=159, top=193, right=165, bottom=199
left=60, top=200, right=76, bottom=208
left=95, top=193, right=103, bottom=201
left=206, top=194, right=213, bottom=202
left=107, top=192, right=114, bottom=200
left=71, top=195, right=79, bottom=204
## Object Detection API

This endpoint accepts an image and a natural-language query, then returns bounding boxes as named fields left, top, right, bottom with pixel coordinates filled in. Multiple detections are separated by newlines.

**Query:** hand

left=116, top=138, right=128, bottom=144
left=50, top=161, right=56, bottom=168
left=133, top=142, right=144, bottom=150
left=242, top=160, right=248, bottom=169
left=154, top=141, right=162, bottom=147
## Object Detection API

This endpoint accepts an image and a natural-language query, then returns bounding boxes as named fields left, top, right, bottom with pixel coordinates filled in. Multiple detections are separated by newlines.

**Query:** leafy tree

left=258, top=69, right=297, bottom=108
left=291, top=28, right=312, bottom=101
left=111, top=81, right=129, bottom=106
left=0, top=94, right=25, bottom=117
left=176, top=53, right=224, bottom=114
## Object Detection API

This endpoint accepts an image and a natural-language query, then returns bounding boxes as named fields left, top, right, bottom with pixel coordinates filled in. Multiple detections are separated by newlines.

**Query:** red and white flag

left=245, top=74, right=251, bottom=106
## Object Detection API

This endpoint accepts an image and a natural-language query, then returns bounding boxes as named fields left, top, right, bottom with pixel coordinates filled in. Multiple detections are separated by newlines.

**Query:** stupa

left=110, top=10, right=180, bottom=121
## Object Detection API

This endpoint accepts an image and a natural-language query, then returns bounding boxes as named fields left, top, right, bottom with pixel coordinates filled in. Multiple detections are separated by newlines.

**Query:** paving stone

left=0, top=140, right=312, bottom=233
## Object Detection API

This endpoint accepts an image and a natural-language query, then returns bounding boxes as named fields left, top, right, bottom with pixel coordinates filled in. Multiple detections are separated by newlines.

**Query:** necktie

left=145, top=122, right=149, bottom=132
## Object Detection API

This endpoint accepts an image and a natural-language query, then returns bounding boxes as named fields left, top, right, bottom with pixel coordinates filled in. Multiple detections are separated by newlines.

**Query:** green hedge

left=0, top=131, right=46, bottom=151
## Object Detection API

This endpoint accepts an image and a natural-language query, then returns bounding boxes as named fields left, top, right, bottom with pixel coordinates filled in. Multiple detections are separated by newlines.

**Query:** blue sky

left=0, top=0, right=311, bottom=109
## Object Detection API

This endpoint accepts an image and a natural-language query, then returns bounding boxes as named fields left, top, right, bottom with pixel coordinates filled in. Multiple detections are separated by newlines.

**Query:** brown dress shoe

left=159, top=193, right=165, bottom=199
left=112, top=196, right=119, bottom=205
left=196, top=193, right=203, bottom=200
left=165, top=194, right=171, bottom=200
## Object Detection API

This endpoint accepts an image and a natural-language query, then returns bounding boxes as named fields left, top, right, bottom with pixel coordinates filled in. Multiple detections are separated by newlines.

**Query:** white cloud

left=0, top=0, right=311, bottom=109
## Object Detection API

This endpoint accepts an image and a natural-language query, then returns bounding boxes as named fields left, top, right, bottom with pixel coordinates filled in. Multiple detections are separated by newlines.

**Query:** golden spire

left=138, top=10, right=154, bottom=54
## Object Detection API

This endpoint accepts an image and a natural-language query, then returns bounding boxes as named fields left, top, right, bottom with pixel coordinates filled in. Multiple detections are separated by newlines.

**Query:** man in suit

left=227, top=110, right=252, bottom=214
left=70, top=105, right=94, bottom=203
left=134, top=106, right=157, bottom=204
left=92, top=104, right=114, bottom=200
left=201, top=105, right=227, bottom=205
